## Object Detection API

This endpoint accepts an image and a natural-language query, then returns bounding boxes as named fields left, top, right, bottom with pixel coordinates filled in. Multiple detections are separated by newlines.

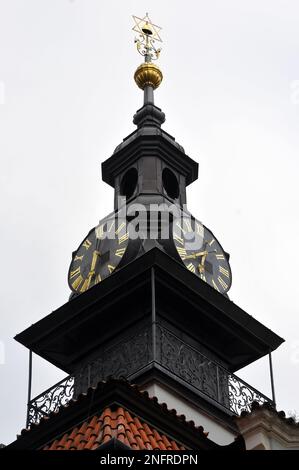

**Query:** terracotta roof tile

left=170, top=439, right=181, bottom=451
left=161, top=433, right=172, bottom=449
left=44, top=406, right=186, bottom=451
left=77, top=421, right=88, bottom=435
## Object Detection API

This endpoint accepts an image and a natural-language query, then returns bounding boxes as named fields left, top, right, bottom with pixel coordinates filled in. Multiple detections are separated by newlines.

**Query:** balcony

left=26, top=323, right=273, bottom=427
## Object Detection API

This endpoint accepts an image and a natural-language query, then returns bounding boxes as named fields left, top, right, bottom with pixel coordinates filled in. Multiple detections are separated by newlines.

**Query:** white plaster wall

left=142, top=382, right=236, bottom=446
left=270, top=437, right=299, bottom=450
left=244, top=433, right=299, bottom=450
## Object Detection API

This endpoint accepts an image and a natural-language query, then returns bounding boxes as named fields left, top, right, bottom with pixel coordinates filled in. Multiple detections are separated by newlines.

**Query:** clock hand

left=89, top=250, right=100, bottom=276
left=183, top=250, right=208, bottom=260
left=198, top=251, right=208, bottom=274
left=198, top=249, right=220, bottom=273
left=79, top=251, right=100, bottom=292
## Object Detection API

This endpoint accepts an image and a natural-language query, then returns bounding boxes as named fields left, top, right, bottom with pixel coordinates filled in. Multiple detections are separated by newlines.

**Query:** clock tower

left=7, top=14, right=285, bottom=450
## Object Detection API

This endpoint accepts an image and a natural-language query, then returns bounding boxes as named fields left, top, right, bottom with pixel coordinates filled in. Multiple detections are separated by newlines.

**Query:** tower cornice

left=102, top=129, right=198, bottom=188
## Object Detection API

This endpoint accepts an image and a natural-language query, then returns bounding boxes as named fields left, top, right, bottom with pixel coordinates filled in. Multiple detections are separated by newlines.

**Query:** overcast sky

left=1, top=0, right=299, bottom=445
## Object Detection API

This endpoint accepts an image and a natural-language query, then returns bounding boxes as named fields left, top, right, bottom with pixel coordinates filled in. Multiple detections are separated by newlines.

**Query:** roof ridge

left=238, top=400, right=299, bottom=428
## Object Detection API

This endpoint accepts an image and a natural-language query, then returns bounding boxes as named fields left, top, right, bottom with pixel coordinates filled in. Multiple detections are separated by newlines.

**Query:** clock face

left=173, top=217, right=232, bottom=294
left=68, top=216, right=130, bottom=294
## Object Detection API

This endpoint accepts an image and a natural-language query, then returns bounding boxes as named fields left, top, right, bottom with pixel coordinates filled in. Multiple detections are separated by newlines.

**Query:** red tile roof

left=44, top=406, right=186, bottom=450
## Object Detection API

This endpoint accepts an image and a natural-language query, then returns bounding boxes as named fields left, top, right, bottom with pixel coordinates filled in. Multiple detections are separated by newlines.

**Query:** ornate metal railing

left=27, top=324, right=273, bottom=427
left=228, top=374, right=269, bottom=415
left=27, top=376, right=74, bottom=427
left=156, top=324, right=273, bottom=416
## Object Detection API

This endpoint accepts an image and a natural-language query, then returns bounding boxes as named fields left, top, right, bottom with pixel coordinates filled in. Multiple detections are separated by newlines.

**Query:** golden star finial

left=132, top=13, right=162, bottom=62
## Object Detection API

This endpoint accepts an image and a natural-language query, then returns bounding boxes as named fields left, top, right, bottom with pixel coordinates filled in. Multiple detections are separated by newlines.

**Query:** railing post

left=26, top=349, right=33, bottom=428
left=269, top=351, right=276, bottom=408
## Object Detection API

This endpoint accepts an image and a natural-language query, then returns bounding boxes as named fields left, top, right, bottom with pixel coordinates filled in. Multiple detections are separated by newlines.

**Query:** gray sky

left=1, top=0, right=299, bottom=444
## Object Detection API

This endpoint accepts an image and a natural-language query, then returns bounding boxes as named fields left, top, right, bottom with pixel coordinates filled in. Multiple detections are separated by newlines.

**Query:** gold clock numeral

left=74, top=255, right=83, bottom=262
left=70, top=267, right=81, bottom=279
left=218, top=276, right=228, bottom=290
left=72, top=274, right=83, bottom=290
left=95, top=274, right=102, bottom=284
left=108, top=264, right=115, bottom=274
left=115, top=248, right=126, bottom=257
left=174, top=234, right=184, bottom=246
left=208, top=239, right=215, bottom=246
left=184, top=219, right=192, bottom=232
left=118, top=232, right=129, bottom=244
left=212, top=279, right=220, bottom=292
left=216, top=253, right=225, bottom=260
left=200, top=272, right=206, bottom=282
left=177, top=246, right=187, bottom=259
left=196, top=223, right=204, bottom=237
left=187, top=262, right=196, bottom=273
left=95, top=224, right=104, bottom=239
left=115, top=222, right=126, bottom=235
left=82, top=239, right=92, bottom=250
left=219, top=266, right=230, bottom=278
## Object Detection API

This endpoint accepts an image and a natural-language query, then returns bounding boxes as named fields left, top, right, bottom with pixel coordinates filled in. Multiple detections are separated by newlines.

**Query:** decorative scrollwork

left=134, top=34, right=161, bottom=61
left=27, top=376, right=74, bottom=427
left=228, top=375, right=268, bottom=415
left=74, top=326, right=152, bottom=398
left=158, top=326, right=219, bottom=400
left=156, top=324, right=273, bottom=415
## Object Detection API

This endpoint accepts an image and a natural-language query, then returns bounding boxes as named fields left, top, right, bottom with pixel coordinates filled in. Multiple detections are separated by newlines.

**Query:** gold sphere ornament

left=134, top=62, right=163, bottom=90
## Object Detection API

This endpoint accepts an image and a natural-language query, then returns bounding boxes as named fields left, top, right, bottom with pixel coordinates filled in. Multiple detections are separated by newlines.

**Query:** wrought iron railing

left=26, top=376, right=74, bottom=427
left=27, top=348, right=273, bottom=428
left=156, top=324, right=273, bottom=416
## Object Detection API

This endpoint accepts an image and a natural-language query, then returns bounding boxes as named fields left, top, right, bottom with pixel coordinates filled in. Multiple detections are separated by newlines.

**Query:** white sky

left=1, top=0, right=299, bottom=444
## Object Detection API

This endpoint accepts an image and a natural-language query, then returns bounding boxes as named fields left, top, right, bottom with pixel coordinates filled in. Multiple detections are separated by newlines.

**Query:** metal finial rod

left=144, top=86, right=154, bottom=105
left=26, top=349, right=33, bottom=428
